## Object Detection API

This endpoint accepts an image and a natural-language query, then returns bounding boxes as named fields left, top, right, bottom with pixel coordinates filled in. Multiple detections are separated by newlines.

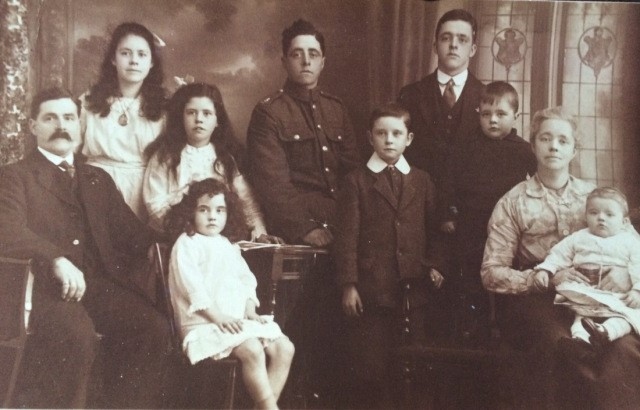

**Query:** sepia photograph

left=1, top=0, right=640, bottom=408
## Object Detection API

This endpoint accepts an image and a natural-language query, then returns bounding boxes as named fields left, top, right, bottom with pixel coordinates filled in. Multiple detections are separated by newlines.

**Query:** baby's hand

left=214, top=315, right=243, bottom=334
left=440, top=221, right=456, bottom=234
left=429, top=268, right=444, bottom=289
left=532, top=270, right=550, bottom=292
left=622, top=289, right=640, bottom=309
left=246, top=311, right=267, bottom=324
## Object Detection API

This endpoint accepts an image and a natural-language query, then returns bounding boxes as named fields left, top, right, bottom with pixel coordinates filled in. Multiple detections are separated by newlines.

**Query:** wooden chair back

left=0, top=257, right=32, bottom=408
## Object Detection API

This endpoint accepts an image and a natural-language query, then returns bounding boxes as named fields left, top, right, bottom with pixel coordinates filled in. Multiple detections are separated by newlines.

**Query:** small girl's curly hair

left=164, top=178, right=248, bottom=243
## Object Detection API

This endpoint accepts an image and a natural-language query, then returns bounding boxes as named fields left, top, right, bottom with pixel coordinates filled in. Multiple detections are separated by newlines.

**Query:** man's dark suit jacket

left=335, top=165, right=443, bottom=309
left=398, top=70, right=484, bottom=190
left=0, top=150, right=154, bottom=288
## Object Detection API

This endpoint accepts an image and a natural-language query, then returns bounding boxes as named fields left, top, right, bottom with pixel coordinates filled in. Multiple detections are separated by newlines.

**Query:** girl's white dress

left=169, top=233, right=284, bottom=364
left=143, top=143, right=266, bottom=235
left=81, top=95, right=164, bottom=221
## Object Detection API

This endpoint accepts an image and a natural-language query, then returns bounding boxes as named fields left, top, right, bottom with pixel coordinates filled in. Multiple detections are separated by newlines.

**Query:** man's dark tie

left=443, top=79, right=456, bottom=109
left=60, top=160, right=76, bottom=179
left=387, top=165, right=402, bottom=198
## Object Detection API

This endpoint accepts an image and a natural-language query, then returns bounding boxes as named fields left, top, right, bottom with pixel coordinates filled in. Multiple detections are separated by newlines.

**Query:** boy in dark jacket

left=336, top=103, right=444, bottom=408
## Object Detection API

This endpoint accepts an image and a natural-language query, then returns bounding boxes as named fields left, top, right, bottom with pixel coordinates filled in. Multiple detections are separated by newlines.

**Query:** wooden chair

left=395, top=279, right=519, bottom=409
left=0, top=257, right=33, bottom=408
left=151, top=243, right=239, bottom=409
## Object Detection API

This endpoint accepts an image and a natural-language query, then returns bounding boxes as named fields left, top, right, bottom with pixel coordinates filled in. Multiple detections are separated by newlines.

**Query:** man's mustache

left=49, top=130, right=72, bottom=141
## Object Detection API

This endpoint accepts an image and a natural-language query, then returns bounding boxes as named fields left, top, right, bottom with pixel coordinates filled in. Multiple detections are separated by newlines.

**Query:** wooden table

left=241, top=244, right=328, bottom=326
left=242, top=244, right=329, bottom=408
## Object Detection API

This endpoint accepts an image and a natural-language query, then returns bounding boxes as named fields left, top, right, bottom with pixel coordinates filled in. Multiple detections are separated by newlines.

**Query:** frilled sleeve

left=231, top=243, right=260, bottom=307
left=169, top=236, right=213, bottom=315
left=481, top=195, right=535, bottom=294
left=231, top=172, right=267, bottom=239
left=143, top=153, right=188, bottom=231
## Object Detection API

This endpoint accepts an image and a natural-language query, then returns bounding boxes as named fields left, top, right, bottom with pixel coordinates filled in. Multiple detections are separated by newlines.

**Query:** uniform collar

left=283, top=79, right=321, bottom=102
left=367, top=152, right=410, bottom=174
left=38, top=147, right=74, bottom=166
left=437, top=69, right=468, bottom=86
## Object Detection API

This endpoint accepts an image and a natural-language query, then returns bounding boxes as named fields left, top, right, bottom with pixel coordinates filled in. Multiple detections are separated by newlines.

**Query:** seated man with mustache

left=0, top=87, right=171, bottom=408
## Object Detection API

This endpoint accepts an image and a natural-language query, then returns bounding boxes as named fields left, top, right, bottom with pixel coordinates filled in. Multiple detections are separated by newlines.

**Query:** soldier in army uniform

left=246, top=19, right=360, bottom=407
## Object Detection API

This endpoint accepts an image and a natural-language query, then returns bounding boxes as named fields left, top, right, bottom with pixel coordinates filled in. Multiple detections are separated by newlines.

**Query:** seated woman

left=481, top=106, right=640, bottom=409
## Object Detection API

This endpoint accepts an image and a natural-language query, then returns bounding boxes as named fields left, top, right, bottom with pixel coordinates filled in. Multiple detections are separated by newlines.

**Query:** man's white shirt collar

left=437, top=69, right=468, bottom=99
left=38, top=147, right=74, bottom=167
left=367, top=152, right=410, bottom=174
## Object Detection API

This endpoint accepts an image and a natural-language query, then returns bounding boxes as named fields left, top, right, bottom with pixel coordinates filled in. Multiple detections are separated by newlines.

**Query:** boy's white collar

left=367, top=153, right=410, bottom=174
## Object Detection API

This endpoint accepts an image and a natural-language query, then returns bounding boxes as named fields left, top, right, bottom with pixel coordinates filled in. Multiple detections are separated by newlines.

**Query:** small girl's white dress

left=169, top=232, right=284, bottom=364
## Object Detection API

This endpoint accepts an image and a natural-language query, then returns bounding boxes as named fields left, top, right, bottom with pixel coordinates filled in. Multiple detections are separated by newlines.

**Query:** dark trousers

left=16, top=272, right=172, bottom=409
left=497, top=292, right=640, bottom=409
left=341, top=305, right=427, bottom=409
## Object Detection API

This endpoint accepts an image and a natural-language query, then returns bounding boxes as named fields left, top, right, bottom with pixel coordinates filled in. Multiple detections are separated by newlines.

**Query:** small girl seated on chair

left=166, top=178, right=294, bottom=410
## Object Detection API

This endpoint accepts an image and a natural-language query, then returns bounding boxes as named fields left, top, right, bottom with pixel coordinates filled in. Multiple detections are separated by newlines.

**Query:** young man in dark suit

left=0, top=87, right=171, bottom=408
left=398, top=9, right=485, bottom=339
left=398, top=8, right=484, bottom=187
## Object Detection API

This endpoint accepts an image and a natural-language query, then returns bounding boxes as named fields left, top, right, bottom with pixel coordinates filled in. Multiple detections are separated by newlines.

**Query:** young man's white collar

left=38, top=147, right=74, bottom=167
left=367, top=152, right=410, bottom=174
left=437, top=69, right=468, bottom=100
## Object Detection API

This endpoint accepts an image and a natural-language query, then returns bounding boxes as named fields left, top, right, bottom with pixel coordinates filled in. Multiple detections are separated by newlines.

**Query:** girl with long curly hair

left=81, top=22, right=167, bottom=221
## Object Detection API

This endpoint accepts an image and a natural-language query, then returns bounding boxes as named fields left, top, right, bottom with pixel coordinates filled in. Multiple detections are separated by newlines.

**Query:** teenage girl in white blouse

left=81, top=22, right=167, bottom=222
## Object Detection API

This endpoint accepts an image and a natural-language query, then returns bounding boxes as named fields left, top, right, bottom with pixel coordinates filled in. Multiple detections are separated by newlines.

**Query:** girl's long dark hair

left=144, top=82, right=245, bottom=186
left=164, top=178, right=248, bottom=244
left=85, top=22, right=166, bottom=120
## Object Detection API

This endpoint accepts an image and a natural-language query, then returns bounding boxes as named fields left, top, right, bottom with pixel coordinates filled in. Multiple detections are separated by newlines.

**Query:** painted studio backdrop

left=2, top=0, right=640, bottom=203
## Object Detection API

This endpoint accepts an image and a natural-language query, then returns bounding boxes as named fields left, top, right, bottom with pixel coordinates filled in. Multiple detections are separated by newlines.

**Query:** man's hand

left=599, top=266, right=632, bottom=292
left=622, top=289, right=640, bottom=309
left=429, top=268, right=444, bottom=289
left=440, top=221, right=456, bottom=234
left=302, top=227, right=333, bottom=247
left=342, top=284, right=363, bottom=317
left=51, top=257, right=86, bottom=302
left=551, top=267, right=590, bottom=288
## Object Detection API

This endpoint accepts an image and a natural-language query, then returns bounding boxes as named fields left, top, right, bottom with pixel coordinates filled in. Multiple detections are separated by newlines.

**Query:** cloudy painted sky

left=70, top=0, right=367, bottom=141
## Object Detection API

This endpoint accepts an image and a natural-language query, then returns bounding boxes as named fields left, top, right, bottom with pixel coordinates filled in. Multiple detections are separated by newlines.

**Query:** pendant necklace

left=117, top=97, right=137, bottom=126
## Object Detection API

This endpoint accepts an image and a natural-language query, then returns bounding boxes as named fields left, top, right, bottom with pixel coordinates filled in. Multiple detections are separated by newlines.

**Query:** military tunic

left=246, top=80, right=360, bottom=243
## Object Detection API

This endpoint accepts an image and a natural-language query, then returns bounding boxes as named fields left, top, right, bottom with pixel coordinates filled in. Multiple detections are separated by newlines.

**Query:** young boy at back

left=441, top=81, right=537, bottom=343
left=335, top=103, right=445, bottom=408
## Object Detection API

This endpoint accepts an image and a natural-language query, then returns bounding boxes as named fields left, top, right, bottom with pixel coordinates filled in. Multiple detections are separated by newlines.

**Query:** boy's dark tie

left=60, top=160, right=76, bottom=179
left=443, top=79, right=456, bottom=109
left=387, top=165, right=402, bottom=198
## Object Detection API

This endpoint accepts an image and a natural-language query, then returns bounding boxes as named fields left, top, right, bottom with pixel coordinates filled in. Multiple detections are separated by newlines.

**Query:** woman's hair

left=587, top=186, right=629, bottom=216
left=144, top=82, right=244, bottom=186
left=164, top=178, right=248, bottom=243
left=85, top=22, right=166, bottom=121
left=529, top=106, right=580, bottom=147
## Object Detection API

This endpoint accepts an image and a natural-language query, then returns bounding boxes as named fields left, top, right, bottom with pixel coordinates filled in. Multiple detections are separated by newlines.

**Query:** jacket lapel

left=31, top=151, right=80, bottom=208
left=372, top=170, right=398, bottom=209
left=419, top=72, right=444, bottom=128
